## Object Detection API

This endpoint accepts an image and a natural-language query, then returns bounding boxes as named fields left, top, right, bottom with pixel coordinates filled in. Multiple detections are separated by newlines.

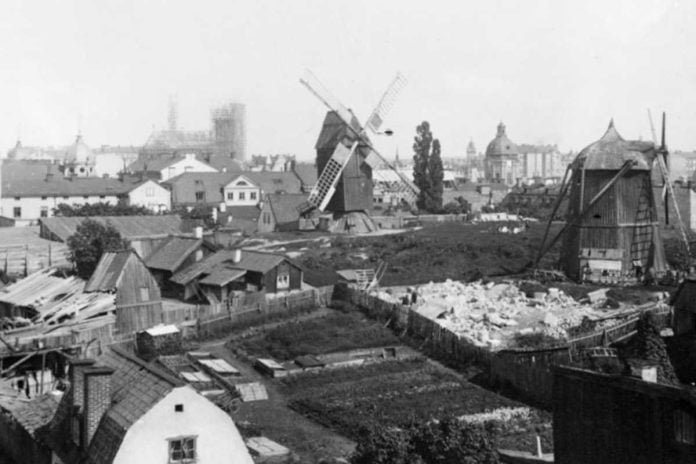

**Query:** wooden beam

left=535, top=163, right=572, bottom=267
left=536, top=160, right=636, bottom=264
left=1, top=351, right=35, bottom=376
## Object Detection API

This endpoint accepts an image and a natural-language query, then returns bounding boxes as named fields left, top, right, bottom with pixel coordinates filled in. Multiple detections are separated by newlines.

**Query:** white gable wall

left=223, top=176, right=261, bottom=206
left=127, top=181, right=171, bottom=212
left=113, top=386, right=254, bottom=464
left=160, top=155, right=218, bottom=182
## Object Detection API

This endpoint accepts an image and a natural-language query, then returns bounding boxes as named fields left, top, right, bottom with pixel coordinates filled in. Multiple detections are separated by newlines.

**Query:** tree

left=427, top=139, right=444, bottom=212
left=53, top=202, right=155, bottom=217
left=412, top=121, right=444, bottom=213
left=411, top=419, right=499, bottom=464
left=351, top=419, right=499, bottom=464
left=67, top=219, right=130, bottom=279
left=413, top=122, right=433, bottom=212
left=351, top=424, right=412, bottom=464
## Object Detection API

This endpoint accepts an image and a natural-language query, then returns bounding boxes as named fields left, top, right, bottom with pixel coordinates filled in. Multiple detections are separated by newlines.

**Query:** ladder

left=655, top=153, right=691, bottom=259
left=365, top=261, right=388, bottom=291
left=354, top=269, right=376, bottom=289
left=298, top=140, right=359, bottom=215
left=630, top=176, right=653, bottom=265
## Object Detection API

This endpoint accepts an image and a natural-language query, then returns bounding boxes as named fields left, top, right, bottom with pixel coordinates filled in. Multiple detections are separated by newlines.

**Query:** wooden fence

left=0, top=243, right=71, bottom=277
left=341, top=285, right=673, bottom=407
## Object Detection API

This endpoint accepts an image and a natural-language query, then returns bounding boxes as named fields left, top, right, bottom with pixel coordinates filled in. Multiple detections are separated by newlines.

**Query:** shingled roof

left=145, top=237, right=204, bottom=272
left=84, top=346, right=184, bottom=464
left=84, top=251, right=134, bottom=292
left=170, top=249, right=289, bottom=285
left=576, top=120, right=656, bottom=171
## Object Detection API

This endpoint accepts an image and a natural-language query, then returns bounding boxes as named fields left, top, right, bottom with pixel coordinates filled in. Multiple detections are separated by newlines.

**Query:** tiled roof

left=40, top=215, right=185, bottom=242
left=84, top=251, right=133, bottom=292
left=267, top=193, right=308, bottom=225
left=0, top=389, right=61, bottom=438
left=145, top=237, right=203, bottom=272
left=244, top=172, right=302, bottom=195
left=162, top=172, right=237, bottom=205
left=171, top=249, right=288, bottom=285
left=85, top=346, right=184, bottom=464
left=292, top=163, right=318, bottom=187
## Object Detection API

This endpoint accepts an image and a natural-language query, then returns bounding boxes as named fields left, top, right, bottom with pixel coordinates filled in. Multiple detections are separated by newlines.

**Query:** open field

left=278, top=358, right=553, bottom=451
left=229, top=311, right=399, bottom=361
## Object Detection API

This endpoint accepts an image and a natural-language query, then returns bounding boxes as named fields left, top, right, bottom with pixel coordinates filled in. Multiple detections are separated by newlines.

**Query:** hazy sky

left=1, top=0, right=695, bottom=161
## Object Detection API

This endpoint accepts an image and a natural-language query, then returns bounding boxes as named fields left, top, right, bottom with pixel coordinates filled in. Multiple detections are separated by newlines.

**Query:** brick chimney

left=69, top=358, right=95, bottom=446
left=82, top=366, right=114, bottom=449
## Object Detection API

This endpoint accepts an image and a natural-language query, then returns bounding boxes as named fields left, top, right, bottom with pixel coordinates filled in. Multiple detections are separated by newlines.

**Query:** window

left=675, top=409, right=696, bottom=445
left=13, top=196, right=20, bottom=201
left=146, top=187, right=155, bottom=197
left=40, top=207, right=48, bottom=218
left=41, top=196, right=47, bottom=200
left=236, top=180, right=248, bottom=186
left=239, top=192, right=246, bottom=200
left=63, top=196, right=69, bottom=200
left=250, top=192, right=257, bottom=200
left=139, top=287, right=150, bottom=301
left=277, top=271, right=290, bottom=290
left=99, top=195, right=106, bottom=200
left=263, top=212, right=271, bottom=224
left=174, top=404, right=184, bottom=412
left=83, top=196, right=89, bottom=200
left=195, top=192, right=205, bottom=202
left=13, top=207, right=21, bottom=218
left=169, top=436, right=196, bottom=463
left=227, top=192, right=234, bottom=200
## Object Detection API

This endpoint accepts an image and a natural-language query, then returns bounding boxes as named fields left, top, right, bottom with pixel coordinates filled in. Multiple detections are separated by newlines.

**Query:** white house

left=48, top=346, right=255, bottom=464
left=222, top=174, right=261, bottom=206
left=1, top=162, right=172, bottom=225
left=129, top=153, right=219, bottom=182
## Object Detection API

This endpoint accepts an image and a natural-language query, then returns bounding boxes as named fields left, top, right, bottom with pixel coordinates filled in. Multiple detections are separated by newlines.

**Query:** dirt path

left=199, top=337, right=356, bottom=463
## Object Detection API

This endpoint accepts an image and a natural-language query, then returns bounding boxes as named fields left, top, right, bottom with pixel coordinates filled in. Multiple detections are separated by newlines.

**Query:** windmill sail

left=365, top=73, right=407, bottom=134
left=299, top=141, right=359, bottom=214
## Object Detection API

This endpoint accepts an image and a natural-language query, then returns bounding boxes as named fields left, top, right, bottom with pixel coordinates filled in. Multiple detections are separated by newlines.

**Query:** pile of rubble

left=410, top=280, right=616, bottom=349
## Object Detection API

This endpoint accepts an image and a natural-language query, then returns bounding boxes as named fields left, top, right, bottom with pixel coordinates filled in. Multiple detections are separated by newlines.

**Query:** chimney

left=194, top=226, right=203, bottom=239
left=82, top=366, right=114, bottom=449
left=233, top=248, right=242, bottom=264
left=219, top=202, right=227, bottom=213
left=69, top=359, right=95, bottom=446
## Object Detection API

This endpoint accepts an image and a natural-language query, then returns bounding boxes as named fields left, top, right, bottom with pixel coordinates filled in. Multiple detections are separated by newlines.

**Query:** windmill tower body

left=560, top=122, right=668, bottom=282
left=315, top=111, right=373, bottom=213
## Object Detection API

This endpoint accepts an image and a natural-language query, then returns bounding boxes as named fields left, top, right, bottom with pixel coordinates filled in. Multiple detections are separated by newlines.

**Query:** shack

left=85, top=250, right=163, bottom=333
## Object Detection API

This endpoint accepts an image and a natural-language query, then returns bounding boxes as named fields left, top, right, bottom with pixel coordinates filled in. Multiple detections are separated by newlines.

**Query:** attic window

left=593, top=214, right=601, bottom=220
left=175, top=404, right=184, bottom=412
left=236, top=180, right=248, bottom=186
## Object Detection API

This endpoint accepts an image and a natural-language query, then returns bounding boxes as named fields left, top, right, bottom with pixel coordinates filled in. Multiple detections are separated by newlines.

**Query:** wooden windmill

left=536, top=116, right=690, bottom=283
left=297, top=70, right=418, bottom=232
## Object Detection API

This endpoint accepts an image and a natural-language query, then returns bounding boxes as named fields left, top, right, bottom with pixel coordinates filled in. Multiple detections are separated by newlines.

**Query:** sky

left=1, top=0, right=695, bottom=161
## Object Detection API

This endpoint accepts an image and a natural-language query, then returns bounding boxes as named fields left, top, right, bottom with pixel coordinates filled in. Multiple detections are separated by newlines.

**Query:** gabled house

left=85, top=250, right=163, bottom=334
left=162, top=172, right=237, bottom=208
left=222, top=174, right=261, bottom=206
left=44, top=346, right=255, bottom=464
left=145, top=236, right=216, bottom=289
left=128, top=153, right=219, bottom=182
left=170, top=249, right=303, bottom=302
left=258, top=193, right=310, bottom=233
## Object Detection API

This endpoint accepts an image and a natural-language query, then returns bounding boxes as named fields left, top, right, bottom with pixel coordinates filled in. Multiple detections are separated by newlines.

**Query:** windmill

left=298, top=70, right=418, bottom=233
left=535, top=115, right=689, bottom=284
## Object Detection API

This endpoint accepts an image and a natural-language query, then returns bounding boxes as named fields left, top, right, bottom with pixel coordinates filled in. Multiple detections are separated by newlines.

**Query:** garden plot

left=279, top=358, right=552, bottom=451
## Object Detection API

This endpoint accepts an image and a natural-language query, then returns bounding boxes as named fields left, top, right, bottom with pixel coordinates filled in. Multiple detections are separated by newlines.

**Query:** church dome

left=485, top=122, right=517, bottom=157
left=65, top=134, right=94, bottom=165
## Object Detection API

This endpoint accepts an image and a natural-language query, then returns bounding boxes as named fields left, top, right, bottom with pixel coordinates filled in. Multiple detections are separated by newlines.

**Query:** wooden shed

left=671, top=277, right=696, bottom=336
left=559, top=121, right=668, bottom=282
left=85, top=250, right=163, bottom=333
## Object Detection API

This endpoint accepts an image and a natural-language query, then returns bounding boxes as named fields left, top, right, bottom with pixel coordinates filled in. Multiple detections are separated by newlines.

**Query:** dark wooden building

left=144, top=236, right=215, bottom=290
left=85, top=250, right=163, bottom=333
left=671, top=277, right=696, bottom=336
left=554, top=365, right=696, bottom=464
left=315, top=111, right=373, bottom=213
left=560, top=121, right=668, bottom=282
left=170, top=249, right=303, bottom=303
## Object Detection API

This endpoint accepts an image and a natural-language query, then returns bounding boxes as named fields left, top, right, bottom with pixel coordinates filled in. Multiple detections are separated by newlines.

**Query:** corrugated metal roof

left=84, top=251, right=133, bottom=292
left=40, top=215, right=184, bottom=242
left=145, top=237, right=203, bottom=272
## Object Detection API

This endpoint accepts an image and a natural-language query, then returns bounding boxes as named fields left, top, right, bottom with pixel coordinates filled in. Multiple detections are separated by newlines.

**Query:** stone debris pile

left=411, top=280, right=610, bottom=349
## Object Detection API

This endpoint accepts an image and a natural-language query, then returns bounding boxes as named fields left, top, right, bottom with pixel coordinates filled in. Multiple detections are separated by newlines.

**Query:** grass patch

left=231, top=312, right=399, bottom=361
